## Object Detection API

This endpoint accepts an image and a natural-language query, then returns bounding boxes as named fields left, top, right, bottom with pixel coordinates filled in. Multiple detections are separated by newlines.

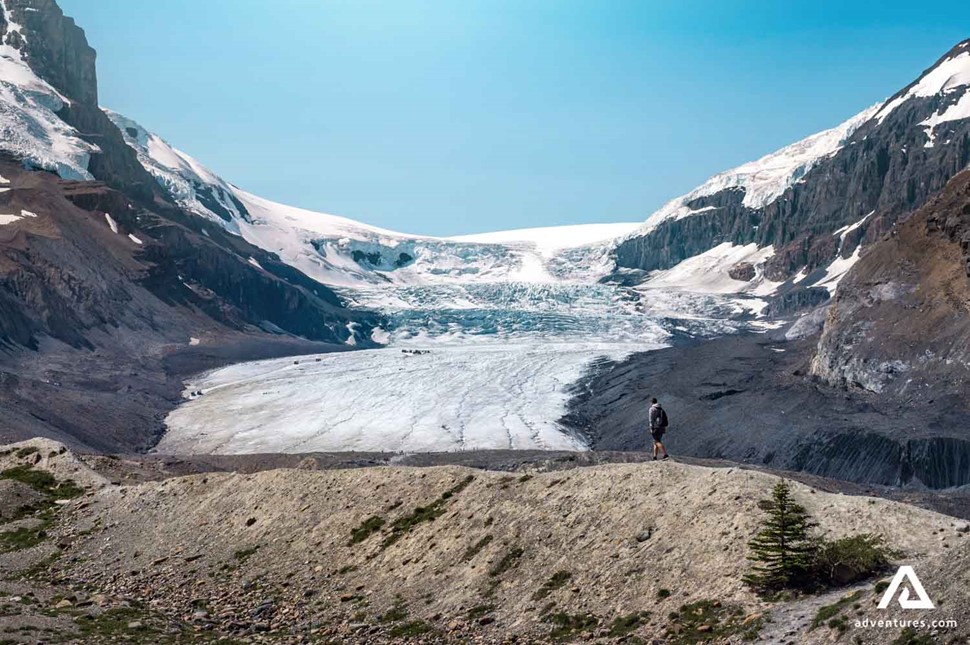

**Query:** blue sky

left=60, top=0, right=969, bottom=236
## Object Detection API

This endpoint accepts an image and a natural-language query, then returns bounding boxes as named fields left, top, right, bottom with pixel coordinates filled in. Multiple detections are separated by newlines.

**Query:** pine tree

left=742, top=480, right=819, bottom=592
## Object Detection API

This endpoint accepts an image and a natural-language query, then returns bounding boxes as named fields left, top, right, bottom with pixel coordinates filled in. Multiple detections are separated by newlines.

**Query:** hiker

left=649, top=398, right=669, bottom=461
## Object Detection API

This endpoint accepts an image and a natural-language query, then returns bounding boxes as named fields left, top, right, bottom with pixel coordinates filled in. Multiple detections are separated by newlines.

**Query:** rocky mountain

left=0, top=0, right=381, bottom=451
left=615, top=39, right=970, bottom=313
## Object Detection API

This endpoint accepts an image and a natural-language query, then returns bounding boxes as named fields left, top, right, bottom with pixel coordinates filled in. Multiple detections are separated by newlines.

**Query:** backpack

left=659, top=407, right=668, bottom=428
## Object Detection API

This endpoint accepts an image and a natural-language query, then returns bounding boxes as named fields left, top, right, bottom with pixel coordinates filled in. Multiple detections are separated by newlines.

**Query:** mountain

left=0, top=0, right=382, bottom=451
left=614, top=39, right=970, bottom=313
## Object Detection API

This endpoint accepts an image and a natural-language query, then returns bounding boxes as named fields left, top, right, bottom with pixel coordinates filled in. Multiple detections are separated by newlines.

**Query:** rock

left=127, top=620, right=144, bottom=630
left=478, top=616, right=495, bottom=626
left=55, top=599, right=73, bottom=609
left=728, top=262, right=756, bottom=281
left=635, top=529, right=652, bottom=542
left=697, top=624, right=712, bottom=633
left=741, top=612, right=763, bottom=625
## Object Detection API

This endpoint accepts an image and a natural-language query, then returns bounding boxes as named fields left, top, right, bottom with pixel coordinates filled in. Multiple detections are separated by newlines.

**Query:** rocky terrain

left=813, top=168, right=970, bottom=400
left=1, top=438, right=969, bottom=644
left=562, top=329, right=970, bottom=490
left=0, top=157, right=369, bottom=451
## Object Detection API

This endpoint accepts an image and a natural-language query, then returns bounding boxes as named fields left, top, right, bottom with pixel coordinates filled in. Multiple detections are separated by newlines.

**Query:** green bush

left=813, top=534, right=897, bottom=586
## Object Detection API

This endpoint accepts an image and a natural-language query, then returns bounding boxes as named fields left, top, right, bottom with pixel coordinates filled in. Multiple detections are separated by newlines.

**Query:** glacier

left=92, top=113, right=795, bottom=455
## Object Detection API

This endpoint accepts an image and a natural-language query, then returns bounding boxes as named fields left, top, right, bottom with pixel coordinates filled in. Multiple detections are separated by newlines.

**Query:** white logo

left=877, top=566, right=935, bottom=610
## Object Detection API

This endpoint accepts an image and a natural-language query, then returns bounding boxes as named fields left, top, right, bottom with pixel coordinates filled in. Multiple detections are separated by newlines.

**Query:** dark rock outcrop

left=5, top=0, right=163, bottom=200
left=727, top=262, right=755, bottom=282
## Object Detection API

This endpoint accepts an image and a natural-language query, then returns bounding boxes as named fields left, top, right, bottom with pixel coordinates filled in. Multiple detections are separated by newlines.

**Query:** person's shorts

left=651, top=429, right=665, bottom=442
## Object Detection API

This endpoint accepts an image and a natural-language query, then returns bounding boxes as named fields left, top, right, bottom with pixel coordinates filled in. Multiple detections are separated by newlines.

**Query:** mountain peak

left=874, top=37, right=970, bottom=124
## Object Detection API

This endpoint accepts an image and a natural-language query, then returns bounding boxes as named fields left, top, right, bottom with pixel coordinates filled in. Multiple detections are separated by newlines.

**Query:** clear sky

left=58, top=0, right=970, bottom=236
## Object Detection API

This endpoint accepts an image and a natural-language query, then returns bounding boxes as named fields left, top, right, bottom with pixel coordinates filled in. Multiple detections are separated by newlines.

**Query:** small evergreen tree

left=742, top=480, right=818, bottom=592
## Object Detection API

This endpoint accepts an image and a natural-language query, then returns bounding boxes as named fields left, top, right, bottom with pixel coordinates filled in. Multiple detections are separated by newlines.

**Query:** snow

left=104, top=110, right=246, bottom=228
left=450, top=222, right=640, bottom=257
left=189, top=337, right=201, bottom=346
left=815, top=246, right=863, bottom=294
left=128, top=234, right=143, bottom=245
left=876, top=51, right=970, bottom=124
left=919, top=90, right=970, bottom=147
left=0, top=207, right=34, bottom=225
left=640, top=243, right=780, bottom=295
left=247, top=256, right=263, bottom=270
left=105, top=213, right=118, bottom=234
left=833, top=211, right=873, bottom=251
left=631, top=103, right=880, bottom=237
left=0, top=175, right=9, bottom=184
left=228, top=186, right=633, bottom=289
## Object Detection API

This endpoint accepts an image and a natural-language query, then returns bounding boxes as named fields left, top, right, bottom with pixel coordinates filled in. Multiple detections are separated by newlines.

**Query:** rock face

left=812, top=169, right=970, bottom=400
left=4, top=0, right=163, bottom=199
left=614, top=39, right=970, bottom=304
left=0, top=161, right=380, bottom=451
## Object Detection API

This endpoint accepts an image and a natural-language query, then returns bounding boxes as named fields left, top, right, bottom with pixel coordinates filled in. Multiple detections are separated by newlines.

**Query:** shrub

left=532, top=571, right=571, bottom=600
left=349, top=515, right=385, bottom=545
left=813, top=534, right=897, bottom=586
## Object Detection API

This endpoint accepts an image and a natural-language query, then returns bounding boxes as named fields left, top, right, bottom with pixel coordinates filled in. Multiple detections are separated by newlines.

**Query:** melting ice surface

left=159, top=261, right=773, bottom=454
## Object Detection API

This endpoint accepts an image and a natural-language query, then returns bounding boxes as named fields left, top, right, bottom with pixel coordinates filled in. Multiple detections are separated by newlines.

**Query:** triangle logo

left=877, top=566, right=935, bottom=610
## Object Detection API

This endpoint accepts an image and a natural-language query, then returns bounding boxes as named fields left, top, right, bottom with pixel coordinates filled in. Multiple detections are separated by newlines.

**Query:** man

left=648, top=398, right=669, bottom=461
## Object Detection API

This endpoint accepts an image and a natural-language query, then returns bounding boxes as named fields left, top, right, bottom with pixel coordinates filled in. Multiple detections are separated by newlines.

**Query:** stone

left=728, top=262, right=756, bottom=281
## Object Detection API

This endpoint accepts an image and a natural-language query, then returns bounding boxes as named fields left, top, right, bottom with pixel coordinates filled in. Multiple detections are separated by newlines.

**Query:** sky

left=59, top=0, right=970, bottom=236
